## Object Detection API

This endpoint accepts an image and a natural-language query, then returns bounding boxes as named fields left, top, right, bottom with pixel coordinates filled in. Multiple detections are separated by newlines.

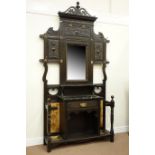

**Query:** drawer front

left=67, top=100, right=98, bottom=110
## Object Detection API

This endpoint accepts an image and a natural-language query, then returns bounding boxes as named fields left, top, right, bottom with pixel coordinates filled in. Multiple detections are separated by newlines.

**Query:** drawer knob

left=80, top=102, right=87, bottom=108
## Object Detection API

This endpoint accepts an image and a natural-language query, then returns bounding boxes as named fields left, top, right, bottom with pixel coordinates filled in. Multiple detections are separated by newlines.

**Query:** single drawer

left=67, top=100, right=98, bottom=110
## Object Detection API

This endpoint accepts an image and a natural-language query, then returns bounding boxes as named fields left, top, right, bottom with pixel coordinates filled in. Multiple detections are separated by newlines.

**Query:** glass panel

left=67, top=45, right=86, bottom=80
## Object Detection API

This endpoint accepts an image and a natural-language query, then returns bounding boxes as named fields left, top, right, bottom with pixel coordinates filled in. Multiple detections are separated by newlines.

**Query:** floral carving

left=63, top=2, right=91, bottom=17
left=63, top=27, right=90, bottom=37
left=48, top=40, right=59, bottom=59
left=95, top=43, right=103, bottom=60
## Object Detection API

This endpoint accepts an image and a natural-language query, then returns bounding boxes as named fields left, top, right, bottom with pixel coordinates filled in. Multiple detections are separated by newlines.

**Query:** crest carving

left=95, top=43, right=103, bottom=60
left=58, top=2, right=97, bottom=21
left=64, top=2, right=91, bottom=16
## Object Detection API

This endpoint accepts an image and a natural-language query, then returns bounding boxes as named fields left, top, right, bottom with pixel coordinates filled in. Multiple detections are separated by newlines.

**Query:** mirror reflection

left=67, top=45, right=86, bottom=80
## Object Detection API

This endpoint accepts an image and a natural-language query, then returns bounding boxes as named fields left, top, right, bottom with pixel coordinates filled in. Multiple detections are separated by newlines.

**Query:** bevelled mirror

left=67, top=44, right=86, bottom=81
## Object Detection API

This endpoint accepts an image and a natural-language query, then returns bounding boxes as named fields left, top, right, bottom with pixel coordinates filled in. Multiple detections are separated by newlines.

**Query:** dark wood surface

left=39, top=2, right=115, bottom=152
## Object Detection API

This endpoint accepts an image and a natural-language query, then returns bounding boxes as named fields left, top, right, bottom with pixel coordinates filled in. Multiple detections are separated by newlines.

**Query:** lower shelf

left=45, top=130, right=113, bottom=151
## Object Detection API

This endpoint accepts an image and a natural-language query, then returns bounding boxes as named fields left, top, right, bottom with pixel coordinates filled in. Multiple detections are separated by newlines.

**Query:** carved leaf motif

left=95, top=43, right=103, bottom=60
left=46, top=27, right=59, bottom=36
left=63, top=22, right=90, bottom=29
left=63, top=2, right=91, bottom=17
left=48, top=40, right=59, bottom=59
left=64, top=27, right=90, bottom=37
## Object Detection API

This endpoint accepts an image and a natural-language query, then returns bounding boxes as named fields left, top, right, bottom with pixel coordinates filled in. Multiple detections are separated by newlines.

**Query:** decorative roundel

left=48, top=88, right=59, bottom=95
left=94, top=86, right=102, bottom=94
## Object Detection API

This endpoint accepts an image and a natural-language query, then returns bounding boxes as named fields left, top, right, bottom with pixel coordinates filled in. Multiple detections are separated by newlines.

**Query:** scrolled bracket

left=42, top=56, right=48, bottom=83
left=102, top=61, right=109, bottom=81
left=42, top=57, right=48, bottom=105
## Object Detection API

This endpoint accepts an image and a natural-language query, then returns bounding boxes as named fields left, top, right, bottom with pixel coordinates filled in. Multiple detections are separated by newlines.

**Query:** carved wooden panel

left=63, top=22, right=91, bottom=29
left=48, top=40, right=59, bottom=59
left=94, top=42, right=103, bottom=61
left=63, top=23, right=91, bottom=37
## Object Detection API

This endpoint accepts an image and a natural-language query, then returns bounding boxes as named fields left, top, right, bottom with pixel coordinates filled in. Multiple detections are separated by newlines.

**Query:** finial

left=111, top=95, right=114, bottom=100
left=76, top=2, right=80, bottom=9
left=111, top=95, right=115, bottom=107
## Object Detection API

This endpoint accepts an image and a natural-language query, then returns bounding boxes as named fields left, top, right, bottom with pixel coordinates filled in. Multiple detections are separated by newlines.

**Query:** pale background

left=26, top=0, right=128, bottom=146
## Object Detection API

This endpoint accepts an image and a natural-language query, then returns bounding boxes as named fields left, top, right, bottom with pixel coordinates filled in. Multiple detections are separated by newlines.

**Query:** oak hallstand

left=39, top=2, right=115, bottom=152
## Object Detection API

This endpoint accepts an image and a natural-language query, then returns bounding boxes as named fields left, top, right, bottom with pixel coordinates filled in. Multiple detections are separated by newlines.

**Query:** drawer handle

left=80, top=102, right=87, bottom=108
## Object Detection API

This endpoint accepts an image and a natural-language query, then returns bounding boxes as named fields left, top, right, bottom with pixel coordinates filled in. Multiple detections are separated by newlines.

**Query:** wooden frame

left=61, top=39, right=92, bottom=85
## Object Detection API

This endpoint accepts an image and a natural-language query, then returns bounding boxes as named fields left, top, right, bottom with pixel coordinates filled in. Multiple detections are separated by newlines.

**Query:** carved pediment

left=58, top=2, right=97, bottom=22
left=63, top=2, right=90, bottom=16
left=94, top=32, right=110, bottom=43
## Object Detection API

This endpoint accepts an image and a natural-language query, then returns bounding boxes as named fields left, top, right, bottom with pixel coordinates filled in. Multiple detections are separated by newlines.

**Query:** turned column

left=105, top=95, right=115, bottom=142
left=110, top=95, right=115, bottom=142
